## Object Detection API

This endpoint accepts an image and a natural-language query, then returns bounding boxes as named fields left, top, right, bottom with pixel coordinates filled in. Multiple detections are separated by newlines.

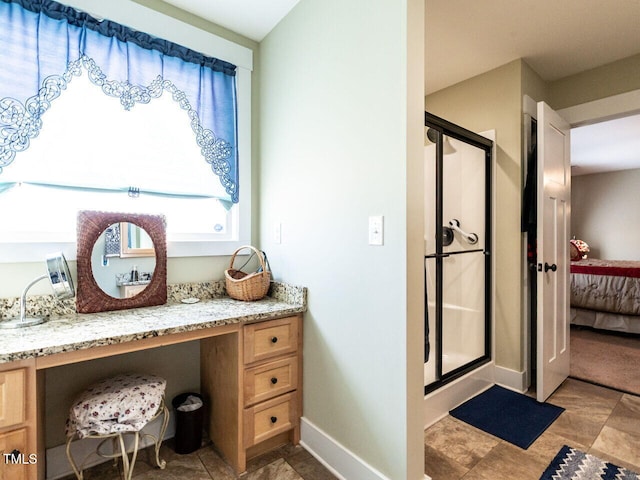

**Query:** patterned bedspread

left=570, top=259, right=640, bottom=315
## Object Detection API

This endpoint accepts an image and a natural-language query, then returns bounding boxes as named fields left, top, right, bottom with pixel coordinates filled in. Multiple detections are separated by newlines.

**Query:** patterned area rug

left=540, top=445, right=640, bottom=480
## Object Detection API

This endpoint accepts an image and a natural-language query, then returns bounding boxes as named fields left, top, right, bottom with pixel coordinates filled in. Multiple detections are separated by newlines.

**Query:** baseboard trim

left=300, top=417, right=393, bottom=480
left=494, top=364, right=527, bottom=393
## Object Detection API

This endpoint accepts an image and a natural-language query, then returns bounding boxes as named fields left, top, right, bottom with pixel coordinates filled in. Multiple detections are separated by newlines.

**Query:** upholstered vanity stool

left=65, top=373, right=169, bottom=480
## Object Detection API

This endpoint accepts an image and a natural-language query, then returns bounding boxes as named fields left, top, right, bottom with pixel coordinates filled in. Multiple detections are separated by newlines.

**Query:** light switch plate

left=368, top=215, right=384, bottom=246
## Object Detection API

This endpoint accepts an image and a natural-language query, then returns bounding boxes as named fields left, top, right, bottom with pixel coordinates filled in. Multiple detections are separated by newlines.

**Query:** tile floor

left=60, top=438, right=338, bottom=480
left=63, top=378, right=640, bottom=480
left=424, top=378, right=640, bottom=480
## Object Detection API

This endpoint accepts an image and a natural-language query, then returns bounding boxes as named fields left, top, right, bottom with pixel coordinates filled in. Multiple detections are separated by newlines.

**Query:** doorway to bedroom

left=568, top=112, right=640, bottom=396
left=523, top=100, right=640, bottom=398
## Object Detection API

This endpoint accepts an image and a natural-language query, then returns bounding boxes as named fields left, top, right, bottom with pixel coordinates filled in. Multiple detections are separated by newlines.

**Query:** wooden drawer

left=0, top=369, right=25, bottom=429
left=244, top=392, right=297, bottom=447
left=243, top=317, right=298, bottom=365
left=244, top=355, right=298, bottom=407
left=0, top=428, right=27, bottom=480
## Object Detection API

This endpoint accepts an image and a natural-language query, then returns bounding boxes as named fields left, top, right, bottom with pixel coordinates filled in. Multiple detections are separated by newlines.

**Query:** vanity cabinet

left=0, top=294, right=305, bottom=479
left=0, top=362, right=36, bottom=480
left=243, top=317, right=300, bottom=449
left=0, top=369, right=27, bottom=480
left=0, top=428, right=28, bottom=480
left=243, top=355, right=298, bottom=407
left=201, top=314, right=302, bottom=473
left=0, top=368, right=25, bottom=428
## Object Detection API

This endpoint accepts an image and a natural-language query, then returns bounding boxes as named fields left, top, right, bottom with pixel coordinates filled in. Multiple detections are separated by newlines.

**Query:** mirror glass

left=76, top=211, right=167, bottom=313
left=120, top=223, right=155, bottom=257
left=46, top=252, right=75, bottom=299
left=91, top=222, right=157, bottom=299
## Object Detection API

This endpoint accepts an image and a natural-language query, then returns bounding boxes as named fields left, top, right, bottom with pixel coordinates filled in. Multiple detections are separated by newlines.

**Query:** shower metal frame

left=424, top=112, right=493, bottom=395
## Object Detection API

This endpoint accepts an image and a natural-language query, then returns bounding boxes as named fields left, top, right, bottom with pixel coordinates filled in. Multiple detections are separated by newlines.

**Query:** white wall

left=572, top=169, right=640, bottom=260
left=259, top=0, right=424, bottom=478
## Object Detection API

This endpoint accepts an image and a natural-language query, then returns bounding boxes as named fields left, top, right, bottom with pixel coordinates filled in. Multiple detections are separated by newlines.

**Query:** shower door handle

left=540, top=262, right=557, bottom=272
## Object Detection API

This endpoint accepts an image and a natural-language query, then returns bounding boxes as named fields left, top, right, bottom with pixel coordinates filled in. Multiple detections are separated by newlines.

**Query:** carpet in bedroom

left=570, top=326, right=640, bottom=396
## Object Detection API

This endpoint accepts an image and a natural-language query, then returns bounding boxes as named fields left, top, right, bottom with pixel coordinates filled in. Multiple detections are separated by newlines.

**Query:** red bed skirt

left=570, top=259, right=640, bottom=278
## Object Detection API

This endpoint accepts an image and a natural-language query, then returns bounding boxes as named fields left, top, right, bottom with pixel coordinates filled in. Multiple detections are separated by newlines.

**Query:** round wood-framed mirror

left=76, top=211, right=167, bottom=313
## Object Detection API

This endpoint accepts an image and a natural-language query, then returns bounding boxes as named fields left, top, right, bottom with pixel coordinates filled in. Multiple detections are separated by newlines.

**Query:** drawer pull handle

left=271, top=336, right=278, bottom=344
left=271, top=377, right=278, bottom=385
left=270, top=416, right=278, bottom=424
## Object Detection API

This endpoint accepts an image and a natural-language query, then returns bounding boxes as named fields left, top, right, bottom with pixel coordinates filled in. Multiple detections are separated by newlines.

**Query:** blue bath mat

left=449, top=385, right=564, bottom=449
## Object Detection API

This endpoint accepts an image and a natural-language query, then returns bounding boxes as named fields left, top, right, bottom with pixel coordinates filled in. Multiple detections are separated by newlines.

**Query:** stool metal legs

left=148, top=402, right=170, bottom=469
left=65, top=400, right=169, bottom=480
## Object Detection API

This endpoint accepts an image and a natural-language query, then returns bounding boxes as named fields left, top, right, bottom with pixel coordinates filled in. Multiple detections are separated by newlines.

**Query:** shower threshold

left=424, top=359, right=494, bottom=428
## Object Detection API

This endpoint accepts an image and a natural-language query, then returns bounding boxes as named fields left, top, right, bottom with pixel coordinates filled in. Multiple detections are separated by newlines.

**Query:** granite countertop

left=0, top=282, right=306, bottom=365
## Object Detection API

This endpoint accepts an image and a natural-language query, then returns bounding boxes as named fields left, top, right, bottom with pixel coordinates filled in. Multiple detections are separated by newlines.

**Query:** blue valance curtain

left=0, top=0, right=239, bottom=204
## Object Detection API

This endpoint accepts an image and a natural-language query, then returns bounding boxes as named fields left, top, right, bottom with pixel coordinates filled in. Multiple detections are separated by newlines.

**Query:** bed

left=570, top=258, right=640, bottom=334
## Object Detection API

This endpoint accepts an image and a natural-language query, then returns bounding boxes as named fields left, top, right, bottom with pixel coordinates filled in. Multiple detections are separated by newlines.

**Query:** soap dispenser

left=131, top=265, right=139, bottom=282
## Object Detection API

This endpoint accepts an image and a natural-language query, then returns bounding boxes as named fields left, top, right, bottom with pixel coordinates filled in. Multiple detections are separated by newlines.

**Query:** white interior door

left=536, top=101, right=571, bottom=402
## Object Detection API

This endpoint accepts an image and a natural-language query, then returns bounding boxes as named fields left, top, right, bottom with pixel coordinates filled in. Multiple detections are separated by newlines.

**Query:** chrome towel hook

left=449, top=219, right=478, bottom=245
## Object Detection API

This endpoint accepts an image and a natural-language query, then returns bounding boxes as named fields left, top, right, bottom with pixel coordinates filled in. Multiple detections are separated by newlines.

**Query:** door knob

left=544, top=262, right=557, bottom=272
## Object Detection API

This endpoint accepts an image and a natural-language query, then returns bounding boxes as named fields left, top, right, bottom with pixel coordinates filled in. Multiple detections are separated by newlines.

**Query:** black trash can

left=172, top=392, right=204, bottom=454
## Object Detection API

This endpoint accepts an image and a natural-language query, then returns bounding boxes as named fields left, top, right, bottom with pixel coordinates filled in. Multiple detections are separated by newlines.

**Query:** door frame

left=523, top=89, right=640, bottom=389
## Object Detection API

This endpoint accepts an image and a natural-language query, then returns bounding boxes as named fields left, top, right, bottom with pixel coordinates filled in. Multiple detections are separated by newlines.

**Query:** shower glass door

left=424, top=113, right=492, bottom=393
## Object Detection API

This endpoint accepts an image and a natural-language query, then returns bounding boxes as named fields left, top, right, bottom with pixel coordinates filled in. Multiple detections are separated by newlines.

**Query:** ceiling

left=424, top=0, right=640, bottom=95
left=424, top=0, right=640, bottom=176
left=162, top=0, right=640, bottom=175
left=571, top=115, right=640, bottom=176
left=161, top=0, right=300, bottom=42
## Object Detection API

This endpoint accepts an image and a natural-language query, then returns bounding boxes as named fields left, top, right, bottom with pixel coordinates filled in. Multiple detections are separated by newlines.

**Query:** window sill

left=0, top=239, right=250, bottom=263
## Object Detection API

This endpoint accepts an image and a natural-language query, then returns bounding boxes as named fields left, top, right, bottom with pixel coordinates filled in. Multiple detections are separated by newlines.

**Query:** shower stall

left=423, top=113, right=493, bottom=395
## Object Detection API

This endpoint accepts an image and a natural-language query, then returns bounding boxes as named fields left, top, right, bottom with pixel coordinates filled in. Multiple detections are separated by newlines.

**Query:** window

left=1, top=73, right=234, bottom=240
left=0, top=0, right=252, bottom=262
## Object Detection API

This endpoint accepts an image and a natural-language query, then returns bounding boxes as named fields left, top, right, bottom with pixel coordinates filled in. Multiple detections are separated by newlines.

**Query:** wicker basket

left=225, top=245, right=271, bottom=301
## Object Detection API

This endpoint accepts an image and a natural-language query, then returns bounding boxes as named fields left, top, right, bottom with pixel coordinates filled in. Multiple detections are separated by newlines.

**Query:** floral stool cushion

left=66, top=373, right=166, bottom=439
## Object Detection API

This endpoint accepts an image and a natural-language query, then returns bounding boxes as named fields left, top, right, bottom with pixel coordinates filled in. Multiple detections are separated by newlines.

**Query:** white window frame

left=0, top=0, right=253, bottom=263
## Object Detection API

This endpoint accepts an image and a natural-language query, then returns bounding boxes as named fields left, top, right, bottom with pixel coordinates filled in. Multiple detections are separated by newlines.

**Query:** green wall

left=548, top=53, right=640, bottom=109
left=258, top=0, right=425, bottom=477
